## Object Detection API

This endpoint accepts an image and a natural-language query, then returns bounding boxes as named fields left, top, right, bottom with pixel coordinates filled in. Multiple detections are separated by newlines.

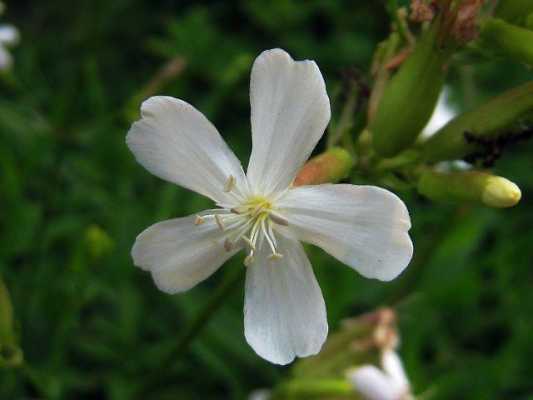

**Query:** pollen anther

left=224, top=238, right=233, bottom=252
left=244, top=254, right=254, bottom=267
left=224, top=175, right=236, bottom=192
left=214, top=214, right=226, bottom=231
left=194, top=215, right=205, bottom=225
left=270, top=212, right=289, bottom=226
left=268, top=253, right=283, bottom=261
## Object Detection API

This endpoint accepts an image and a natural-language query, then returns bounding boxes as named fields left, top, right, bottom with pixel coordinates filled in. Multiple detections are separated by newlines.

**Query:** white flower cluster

left=0, top=2, right=18, bottom=71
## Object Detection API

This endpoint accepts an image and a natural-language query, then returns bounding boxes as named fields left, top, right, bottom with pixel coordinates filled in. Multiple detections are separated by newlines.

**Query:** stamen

left=224, top=238, right=233, bottom=252
left=242, top=236, right=256, bottom=251
left=261, top=220, right=278, bottom=255
left=268, top=253, right=283, bottom=261
left=224, top=175, right=236, bottom=192
left=244, top=254, right=254, bottom=267
left=214, top=214, right=225, bottom=231
left=270, top=211, right=289, bottom=226
left=230, top=206, right=247, bottom=215
left=267, top=221, right=277, bottom=248
left=194, top=215, right=205, bottom=225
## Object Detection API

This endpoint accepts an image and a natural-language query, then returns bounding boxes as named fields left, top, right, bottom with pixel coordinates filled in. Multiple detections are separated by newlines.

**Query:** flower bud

left=293, top=147, right=354, bottom=186
left=479, top=18, right=533, bottom=67
left=370, top=24, right=450, bottom=157
left=421, top=81, right=533, bottom=162
left=418, top=170, right=521, bottom=208
left=292, top=308, right=396, bottom=379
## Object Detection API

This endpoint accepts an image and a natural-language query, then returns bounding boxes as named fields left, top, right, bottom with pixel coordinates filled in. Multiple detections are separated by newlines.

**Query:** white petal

left=126, top=96, right=247, bottom=205
left=246, top=49, right=331, bottom=195
left=382, top=350, right=410, bottom=395
left=132, top=213, right=238, bottom=294
left=348, top=365, right=398, bottom=400
left=0, top=25, right=19, bottom=46
left=244, top=235, right=328, bottom=365
left=278, top=184, right=413, bottom=281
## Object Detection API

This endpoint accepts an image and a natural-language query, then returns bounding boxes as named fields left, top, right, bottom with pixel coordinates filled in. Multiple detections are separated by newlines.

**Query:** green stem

left=271, top=379, right=357, bottom=399
left=0, top=275, right=23, bottom=367
left=373, top=149, right=421, bottom=173
left=328, top=94, right=354, bottom=148
left=141, top=265, right=245, bottom=393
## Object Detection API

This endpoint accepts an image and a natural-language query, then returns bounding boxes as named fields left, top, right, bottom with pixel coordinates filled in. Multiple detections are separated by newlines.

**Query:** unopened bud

left=292, top=308, right=397, bottom=379
left=422, top=81, right=533, bottom=162
left=482, top=176, right=522, bottom=208
left=418, top=170, right=521, bottom=208
left=479, top=18, right=533, bottom=67
left=370, top=23, right=450, bottom=157
left=294, top=147, right=354, bottom=186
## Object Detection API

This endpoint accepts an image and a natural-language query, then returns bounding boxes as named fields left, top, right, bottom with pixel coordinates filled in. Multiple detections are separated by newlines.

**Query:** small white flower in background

left=127, top=48, right=413, bottom=365
left=0, top=2, right=19, bottom=71
left=349, top=350, right=413, bottom=400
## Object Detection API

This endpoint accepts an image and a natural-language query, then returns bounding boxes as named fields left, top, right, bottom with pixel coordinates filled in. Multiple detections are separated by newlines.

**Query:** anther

left=224, top=238, right=233, bottom=252
left=230, top=206, right=246, bottom=214
left=270, top=212, right=289, bottom=226
left=224, top=175, right=236, bottom=192
left=214, top=214, right=225, bottom=231
left=194, top=215, right=205, bottom=225
left=268, top=253, right=284, bottom=261
left=244, top=254, right=254, bottom=267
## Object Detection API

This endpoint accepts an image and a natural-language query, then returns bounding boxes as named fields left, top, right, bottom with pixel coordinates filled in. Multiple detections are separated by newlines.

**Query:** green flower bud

left=422, top=81, right=533, bottom=162
left=294, top=147, right=355, bottom=186
left=418, top=170, right=522, bottom=208
left=370, top=24, right=450, bottom=157
left=479, top=18, right=533, bottom=66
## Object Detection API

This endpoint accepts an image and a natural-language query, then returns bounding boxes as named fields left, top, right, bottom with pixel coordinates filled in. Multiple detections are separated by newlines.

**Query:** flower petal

left=382, top=350, right=410, bottom=395
left=244, top=235, right=328, bottom=365
left=132, top=213, right=238, bottom=294
left=126, top=96, right=247, bottom=205
left=247, top=49, right=331, bottom=195
left=278, top=184, right=413, bottom=281
left=348, top=365, right=398, bottom=400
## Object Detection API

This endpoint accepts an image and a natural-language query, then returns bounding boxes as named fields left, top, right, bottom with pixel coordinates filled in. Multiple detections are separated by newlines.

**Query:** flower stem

left=141, top=265, right=245, bottom=393
left=0, top=275, right=23, bottom=367
left=270, top=379, right=356, bottom=399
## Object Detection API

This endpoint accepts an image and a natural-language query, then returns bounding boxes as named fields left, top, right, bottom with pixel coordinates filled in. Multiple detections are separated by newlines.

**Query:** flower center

left=193, top=176, right=289, bottom=266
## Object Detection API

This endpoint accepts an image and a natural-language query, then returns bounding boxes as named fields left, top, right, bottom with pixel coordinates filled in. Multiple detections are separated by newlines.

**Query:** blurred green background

left=1, top=1, right=532, bottom=399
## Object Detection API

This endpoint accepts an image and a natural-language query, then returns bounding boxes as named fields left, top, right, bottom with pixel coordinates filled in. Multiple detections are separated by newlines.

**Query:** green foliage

left=0, top=1, right=532, bottom=399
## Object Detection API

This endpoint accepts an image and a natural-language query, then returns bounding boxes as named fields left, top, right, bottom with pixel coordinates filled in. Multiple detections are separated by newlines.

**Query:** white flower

left=349, top=350, right=413, bottom=400
left=126, top=49, right=413, bottom=365
left=0, top=15, right=19, bottom=71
